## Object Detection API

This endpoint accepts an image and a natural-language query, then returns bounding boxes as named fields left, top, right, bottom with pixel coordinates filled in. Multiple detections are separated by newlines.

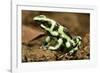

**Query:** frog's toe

left=69, top=47, right=78, bottom=54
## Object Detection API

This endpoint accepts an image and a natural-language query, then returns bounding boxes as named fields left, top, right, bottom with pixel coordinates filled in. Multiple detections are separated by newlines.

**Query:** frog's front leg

left=48, top=38, right=63, bottom=50
left=41, top=36, right=51, bottom=49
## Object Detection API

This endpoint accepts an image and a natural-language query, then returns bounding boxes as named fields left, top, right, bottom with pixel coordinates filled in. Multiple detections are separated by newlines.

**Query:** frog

left=33, top=15, right=82, bottom=54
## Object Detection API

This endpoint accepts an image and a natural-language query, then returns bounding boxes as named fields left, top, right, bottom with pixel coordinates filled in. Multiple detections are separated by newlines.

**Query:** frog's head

left=33, top=15, right=52, bottom=29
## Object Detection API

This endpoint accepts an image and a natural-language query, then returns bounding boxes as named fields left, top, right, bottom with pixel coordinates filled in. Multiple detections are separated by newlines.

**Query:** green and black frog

left=33, top=15, right=82, bottom=54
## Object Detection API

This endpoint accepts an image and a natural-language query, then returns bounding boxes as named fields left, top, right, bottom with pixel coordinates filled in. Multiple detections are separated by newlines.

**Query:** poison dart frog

left=33, top=15, right=82, bottom=54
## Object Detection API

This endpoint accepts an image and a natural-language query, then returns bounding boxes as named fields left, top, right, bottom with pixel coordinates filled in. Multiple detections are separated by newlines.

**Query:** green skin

left=33, top=15, right=82, bottom=54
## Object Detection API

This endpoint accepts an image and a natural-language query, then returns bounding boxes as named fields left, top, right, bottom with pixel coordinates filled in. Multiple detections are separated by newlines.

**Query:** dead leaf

left=22, top=25, right=44, bottom=44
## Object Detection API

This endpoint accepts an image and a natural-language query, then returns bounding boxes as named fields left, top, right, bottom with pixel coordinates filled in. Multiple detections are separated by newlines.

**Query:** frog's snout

left=33, top=15, right=46, bottom=21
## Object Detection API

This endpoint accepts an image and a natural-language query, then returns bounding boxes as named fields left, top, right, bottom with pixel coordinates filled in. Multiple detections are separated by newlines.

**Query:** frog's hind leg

left=73, top=36, right=82, bottom=46
left=69, top=36, right=82, bottom=54
left=48, top=38, right=63, bottom=50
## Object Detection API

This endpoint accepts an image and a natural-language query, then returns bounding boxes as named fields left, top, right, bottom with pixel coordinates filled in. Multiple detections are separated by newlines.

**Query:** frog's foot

left=40, top=45, right=48, bottom=50
left=69, top=42, right=81, bottom=55
left=73, top=36, right=82, bottom=45
left=69, top=46, right=78, bottom=54
left=68, top=36, right=82, bottom=54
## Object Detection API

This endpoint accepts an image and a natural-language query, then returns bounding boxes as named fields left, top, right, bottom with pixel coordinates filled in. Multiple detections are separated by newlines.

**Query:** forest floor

left=22, top=11, right=90, bottom=62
